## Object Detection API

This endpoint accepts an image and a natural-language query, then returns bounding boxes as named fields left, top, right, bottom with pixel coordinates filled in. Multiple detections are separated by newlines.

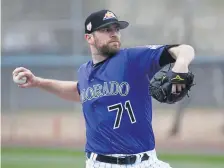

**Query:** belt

left=86, top=152, right=149, bottom=165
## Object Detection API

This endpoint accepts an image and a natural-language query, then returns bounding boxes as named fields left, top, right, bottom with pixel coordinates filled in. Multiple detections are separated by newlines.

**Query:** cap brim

left=96, top=21, right=129, bottom=30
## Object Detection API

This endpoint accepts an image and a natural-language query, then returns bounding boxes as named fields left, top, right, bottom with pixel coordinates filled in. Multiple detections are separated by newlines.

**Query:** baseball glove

left=149, top=65, right=195, bottom=104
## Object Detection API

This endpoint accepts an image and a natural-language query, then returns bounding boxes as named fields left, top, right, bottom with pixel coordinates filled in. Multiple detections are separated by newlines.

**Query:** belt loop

left=127, top=156, right=131, bottom=164
left=93, top=153, right=98, bottom=160
left=138, top=154, right=142, bottom=163
left=90, top=153, right=94, bottom=160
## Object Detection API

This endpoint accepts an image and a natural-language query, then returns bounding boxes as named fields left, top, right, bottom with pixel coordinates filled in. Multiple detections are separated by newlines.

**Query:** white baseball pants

left=85, top=149, right=172, bottom=168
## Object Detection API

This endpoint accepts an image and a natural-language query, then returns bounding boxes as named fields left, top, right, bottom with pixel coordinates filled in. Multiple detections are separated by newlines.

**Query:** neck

left=92, top=53, right=107, bottom=64
left=91, top=47, right=108, bottom=64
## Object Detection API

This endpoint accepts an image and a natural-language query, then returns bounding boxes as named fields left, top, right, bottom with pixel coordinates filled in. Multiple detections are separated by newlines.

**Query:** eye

left=115, top=27, right=120, bottom=32
left=100, top=28, right=109, bottom=32
left=106, top=28, right=110, bottom=32
left=99, top=27, right=120, bottom=33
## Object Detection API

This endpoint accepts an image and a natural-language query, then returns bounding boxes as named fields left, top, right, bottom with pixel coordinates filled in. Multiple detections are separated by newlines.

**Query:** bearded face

left=93, top=33, right=121, bottom=57
left=85, top=23, right=121, bottom=57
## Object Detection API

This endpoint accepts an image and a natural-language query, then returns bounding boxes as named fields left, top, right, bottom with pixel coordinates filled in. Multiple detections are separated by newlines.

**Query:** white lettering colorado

left=80, top=81, right=130, bottom=103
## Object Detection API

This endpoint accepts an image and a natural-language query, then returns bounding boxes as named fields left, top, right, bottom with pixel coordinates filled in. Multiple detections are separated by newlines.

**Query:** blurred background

left=1, top=0, right=224, bottom=168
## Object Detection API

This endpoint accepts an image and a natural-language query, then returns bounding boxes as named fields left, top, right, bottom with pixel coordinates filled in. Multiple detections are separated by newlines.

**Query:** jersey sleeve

left=126, top=45, right=176, bottom=78
left=77, top=82, right=80, bottom=95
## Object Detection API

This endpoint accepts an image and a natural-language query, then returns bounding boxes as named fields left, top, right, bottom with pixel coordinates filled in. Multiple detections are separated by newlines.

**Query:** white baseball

left=13, top=72, right=27, bottom=84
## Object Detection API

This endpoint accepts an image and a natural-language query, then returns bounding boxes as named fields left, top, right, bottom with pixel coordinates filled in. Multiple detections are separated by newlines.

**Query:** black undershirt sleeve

left=159, top=45, right=180, bottom=67
left=77, top=82, right=80, bottom=95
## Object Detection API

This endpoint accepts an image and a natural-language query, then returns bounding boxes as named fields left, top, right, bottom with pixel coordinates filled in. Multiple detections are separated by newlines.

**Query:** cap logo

left=86, top=22, right=92, bottom=31
left=103, top=11, right=116, bottom=20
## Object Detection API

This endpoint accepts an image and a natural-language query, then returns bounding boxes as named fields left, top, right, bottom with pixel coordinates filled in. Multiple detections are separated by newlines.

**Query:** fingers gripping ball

left=149, top=65, right=195, bottom=104
left=13, top=72, right=27, bottom=84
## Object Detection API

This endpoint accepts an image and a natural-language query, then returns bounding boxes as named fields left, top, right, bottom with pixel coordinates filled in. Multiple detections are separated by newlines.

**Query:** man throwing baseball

left=13, top=10, right=195, bottom=168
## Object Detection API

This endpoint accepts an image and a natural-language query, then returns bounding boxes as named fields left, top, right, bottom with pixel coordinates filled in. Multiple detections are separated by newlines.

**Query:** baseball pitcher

left=13, top=10, right=195, bottom=168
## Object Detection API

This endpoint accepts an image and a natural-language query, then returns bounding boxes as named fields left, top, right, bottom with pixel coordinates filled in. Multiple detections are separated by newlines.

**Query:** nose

left=110, top=30, right=119, bottom=38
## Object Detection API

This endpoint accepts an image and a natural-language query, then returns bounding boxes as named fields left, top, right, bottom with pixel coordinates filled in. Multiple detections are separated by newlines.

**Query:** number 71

left=108, top=100, right=137, bottom=129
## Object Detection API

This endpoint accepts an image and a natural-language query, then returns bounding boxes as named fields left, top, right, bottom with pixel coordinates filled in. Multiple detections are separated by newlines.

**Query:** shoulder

left=77, top=61, right=91, bottom=73
left=123, top=45, right=165, bottom=54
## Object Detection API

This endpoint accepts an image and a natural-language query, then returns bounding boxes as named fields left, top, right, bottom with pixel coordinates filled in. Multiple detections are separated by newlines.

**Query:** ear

left=85, top=34, right=94, bottom=44
left=85, top=34, right=92, bottom=41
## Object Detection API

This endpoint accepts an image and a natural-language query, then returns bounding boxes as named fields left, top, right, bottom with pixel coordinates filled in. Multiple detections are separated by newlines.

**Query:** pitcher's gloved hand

left=149, top=67, right=195, bottom=104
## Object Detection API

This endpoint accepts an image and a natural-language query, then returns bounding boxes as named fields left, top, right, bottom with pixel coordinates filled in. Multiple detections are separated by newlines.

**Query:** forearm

left=36, top=77, right=80, bottom=102
left=169, top=45, right=195, bottom=73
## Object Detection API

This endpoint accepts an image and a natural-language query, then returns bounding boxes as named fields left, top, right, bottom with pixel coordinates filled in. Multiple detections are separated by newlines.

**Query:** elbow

left=180, top=44, right=195, bottom=60
left=168, top=44, right=195, bottom=61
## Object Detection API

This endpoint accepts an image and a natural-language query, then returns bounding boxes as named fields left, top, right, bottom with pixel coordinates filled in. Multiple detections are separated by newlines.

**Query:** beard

left=98, top=43, right=120, bottom=57
left=94, top=38, right=121, bottom=58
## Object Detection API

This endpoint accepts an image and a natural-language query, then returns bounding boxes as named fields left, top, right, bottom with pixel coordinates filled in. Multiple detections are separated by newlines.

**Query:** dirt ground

left=2, top=108, right=224, bottom=153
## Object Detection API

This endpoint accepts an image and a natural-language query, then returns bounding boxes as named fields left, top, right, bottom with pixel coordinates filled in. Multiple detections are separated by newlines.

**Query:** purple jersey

left=77, top=45, right=169, bottom=154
